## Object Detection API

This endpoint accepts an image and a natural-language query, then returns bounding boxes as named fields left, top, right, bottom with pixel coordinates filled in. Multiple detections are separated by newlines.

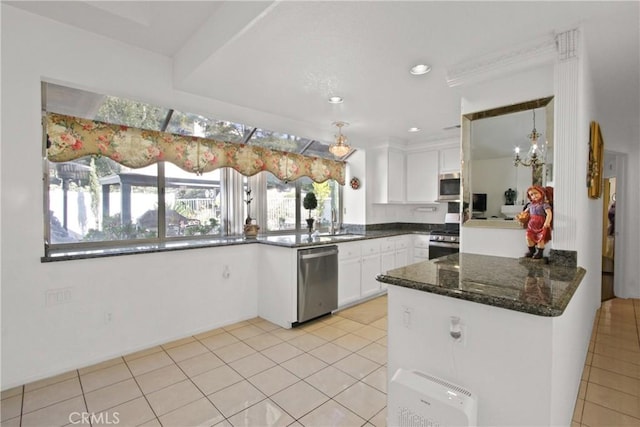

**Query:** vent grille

left=413, top=371, right=473, bottom=397
left=389, top=369, right=478, bottom=427
left=398, top=407, right=441, bottom=427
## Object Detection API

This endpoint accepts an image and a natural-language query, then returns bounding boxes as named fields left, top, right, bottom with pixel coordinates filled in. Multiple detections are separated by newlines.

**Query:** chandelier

left=514, top=109, right=546, bottom=168
left=329, top=121, right=351, bottom=157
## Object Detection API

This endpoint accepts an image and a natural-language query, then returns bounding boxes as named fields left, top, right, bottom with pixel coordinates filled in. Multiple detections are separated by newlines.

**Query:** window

left=163, top=164, right=222, bottom=237
left=264, top=174, right=341, bottom=234
left=166, top=110, right=250, bottom=144
left=48, top=157, right=157, bottom=244
left=265, top=174, right=296, bottom=232
left=43, top=82, right=345, bottom=257
left=46, top=157, right=226, bottom=246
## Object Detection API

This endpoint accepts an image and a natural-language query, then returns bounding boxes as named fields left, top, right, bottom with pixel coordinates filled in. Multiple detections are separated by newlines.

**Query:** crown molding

left=446, top=35, right=557, bottom=88
left=405, top=137, right=460, bottom=153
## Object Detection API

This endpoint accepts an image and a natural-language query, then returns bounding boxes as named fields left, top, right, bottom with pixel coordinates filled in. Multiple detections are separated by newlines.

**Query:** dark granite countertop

left=43, top=229, right=429, bottom=261
left=376, top=253, right=586, bottom=317
left=256, top=230, right=425, bottom=248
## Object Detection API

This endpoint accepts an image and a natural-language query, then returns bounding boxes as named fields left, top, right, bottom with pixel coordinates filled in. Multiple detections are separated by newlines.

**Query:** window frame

left=43, top=158, right=231, bottom=254
left=258, top=173, right=343, bottom=236
left=42, top=83, right=345, bottom=260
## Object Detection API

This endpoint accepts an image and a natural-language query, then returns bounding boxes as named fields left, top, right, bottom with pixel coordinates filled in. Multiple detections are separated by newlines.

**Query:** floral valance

left=46, top=113, right=345, bottom=185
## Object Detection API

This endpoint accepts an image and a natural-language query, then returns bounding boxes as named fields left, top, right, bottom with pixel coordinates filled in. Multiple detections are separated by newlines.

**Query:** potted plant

left=303, top=191, right=318, bottom=233
left=245, top=188, right=253, bottom=224
left=243, top=187, right=259, bottom=238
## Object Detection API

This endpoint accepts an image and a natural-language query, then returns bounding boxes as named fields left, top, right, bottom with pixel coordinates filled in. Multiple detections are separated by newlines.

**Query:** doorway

left=600, top=150, right=626, bottom=301
left=601, top=177, right=615, bottom=301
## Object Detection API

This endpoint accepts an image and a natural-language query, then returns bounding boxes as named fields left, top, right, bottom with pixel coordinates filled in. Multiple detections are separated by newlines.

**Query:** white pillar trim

left=552, top=29, right=580, bottom=249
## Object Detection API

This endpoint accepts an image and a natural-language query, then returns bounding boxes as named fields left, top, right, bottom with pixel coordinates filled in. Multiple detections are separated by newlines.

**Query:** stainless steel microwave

left=437, top=172, right=461, bottom=202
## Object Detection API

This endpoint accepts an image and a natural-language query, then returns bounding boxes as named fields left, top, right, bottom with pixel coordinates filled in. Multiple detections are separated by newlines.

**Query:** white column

left=552, top=29, right=580, bottom=250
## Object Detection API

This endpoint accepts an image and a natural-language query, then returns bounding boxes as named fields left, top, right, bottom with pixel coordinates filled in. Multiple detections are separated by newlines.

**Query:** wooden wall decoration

left=587, top=121, right=604, bottom=199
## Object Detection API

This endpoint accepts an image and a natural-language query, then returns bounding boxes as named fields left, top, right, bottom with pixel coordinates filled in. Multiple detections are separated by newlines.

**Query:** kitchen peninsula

left=377, top=253, right=588, bottom=426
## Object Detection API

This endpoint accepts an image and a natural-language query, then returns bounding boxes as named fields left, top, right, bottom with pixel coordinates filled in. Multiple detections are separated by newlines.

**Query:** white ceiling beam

left=173, top=1, right=279, bottom=88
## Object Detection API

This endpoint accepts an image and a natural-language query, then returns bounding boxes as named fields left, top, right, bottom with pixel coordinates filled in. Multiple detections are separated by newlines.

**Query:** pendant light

left=329, top=121, right=351, bottom=157
left=514, top=109, right=546, bottom=168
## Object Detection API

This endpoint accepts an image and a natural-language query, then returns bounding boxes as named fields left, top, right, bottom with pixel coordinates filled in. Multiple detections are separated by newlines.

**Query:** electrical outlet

left=45, top=287, right=72, bottom=306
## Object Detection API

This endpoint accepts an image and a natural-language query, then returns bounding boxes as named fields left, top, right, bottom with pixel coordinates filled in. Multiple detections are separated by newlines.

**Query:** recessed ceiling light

left=408, top=127, right=421, bottom=132
left=410, top=64, right=432, bottom=75
left=328, top=96, right=343, bottom=104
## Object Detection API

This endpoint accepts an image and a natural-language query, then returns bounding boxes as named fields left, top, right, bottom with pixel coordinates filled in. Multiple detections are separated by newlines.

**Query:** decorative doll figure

left=516, top=185, right=552, bottom=259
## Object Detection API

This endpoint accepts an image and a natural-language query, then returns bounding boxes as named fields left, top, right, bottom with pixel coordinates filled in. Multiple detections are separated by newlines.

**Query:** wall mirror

left=461, top=96, right=554, bottom=227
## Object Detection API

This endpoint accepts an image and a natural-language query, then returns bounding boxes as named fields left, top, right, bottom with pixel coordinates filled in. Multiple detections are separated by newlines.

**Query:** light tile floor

left=572, top=297, right=640, bottom=427
left=0, top=296, right=389, bottom=427
left=1, top=296, right=638, bottom=427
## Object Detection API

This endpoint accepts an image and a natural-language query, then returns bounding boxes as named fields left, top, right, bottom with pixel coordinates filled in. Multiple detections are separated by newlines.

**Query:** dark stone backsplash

left=342, top=222, right=445, bottom=234
left=447, top=201, right=460, bottom=213
left=549, top=249, right=578, bottom=268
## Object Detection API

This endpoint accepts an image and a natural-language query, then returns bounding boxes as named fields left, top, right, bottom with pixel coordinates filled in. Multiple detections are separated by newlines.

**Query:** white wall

left=574, top=33, right=607, bottom=314
left=388, top=285, right=556, bottom=426
left=388, top=271, right=594, bottom=426
left=461, top=227, right=528, bottom=258
left=366, top=202, right=448, bottom=225
left=550, top=263, right=594, bottom=425
left=0, top=6, right=261, bottom=389
left=583, top=16, right=640, bottom=299
left=456, top=30, right=603, bottom=424
left=472, top=157, right=531, bottom=217
left=343, top=150, right=367, bottom=225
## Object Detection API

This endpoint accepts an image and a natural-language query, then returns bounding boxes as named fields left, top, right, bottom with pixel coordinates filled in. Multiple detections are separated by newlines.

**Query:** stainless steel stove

left=428, top=229, right=460, bottom=259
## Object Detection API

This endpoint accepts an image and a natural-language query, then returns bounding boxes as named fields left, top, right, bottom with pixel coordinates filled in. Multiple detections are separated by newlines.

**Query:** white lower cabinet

left=359, top=239, right=382, bottom=299
left=338, top=235, right=415, bottom=306
left=381, top=235, right=412, bottom=272
left=380, top=236, right=406, bottom=291
left=380, top=250, right=396, bottom=274
left=337, top=239, right=383, bottom=307
left=413, top=234, right=430, bottom=262
left=395, top=235, right=412, bottom=267
left=258, top=234, right=427, bottom=327
left=258, top=245, right=298, bottom=328
left=380, top=237, right=396, bottom=286
left=338, top=242, right=363, bottom=307
left=361, top=253, right=382, bottom=298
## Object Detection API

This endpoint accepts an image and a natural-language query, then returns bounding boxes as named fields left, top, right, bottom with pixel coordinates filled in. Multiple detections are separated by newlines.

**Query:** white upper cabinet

left=440, top=146, right=461, bottom=173
left=406, top=150, right=439, bottom=203
left=370, top=144, right=460, bottom=204
left=371, top=147, right=405, bottom=203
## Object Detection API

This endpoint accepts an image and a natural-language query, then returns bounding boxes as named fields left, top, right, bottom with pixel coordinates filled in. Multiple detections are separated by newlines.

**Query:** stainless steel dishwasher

left=297, top=245, right=339, bottom=323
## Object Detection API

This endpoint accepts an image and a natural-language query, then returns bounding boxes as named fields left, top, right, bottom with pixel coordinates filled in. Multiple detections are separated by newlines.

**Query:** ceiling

left=7, top=1, right=639, bottom=151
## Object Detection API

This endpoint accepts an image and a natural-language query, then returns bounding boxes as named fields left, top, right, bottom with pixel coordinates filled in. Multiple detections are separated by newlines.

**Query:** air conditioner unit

left=389, top=369, right=478, bottom=427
